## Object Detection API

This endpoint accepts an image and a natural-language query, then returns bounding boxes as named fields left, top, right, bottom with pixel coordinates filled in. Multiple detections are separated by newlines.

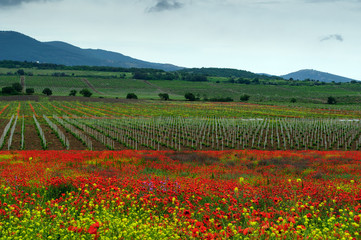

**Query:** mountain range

left=0, top=31, right=359, bottom=82
left=0, top=31, right=181, bottom=71
left=281, top=69, right=358, bottom=83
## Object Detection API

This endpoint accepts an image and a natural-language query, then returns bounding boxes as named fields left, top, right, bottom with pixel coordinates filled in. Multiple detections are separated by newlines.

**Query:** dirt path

left=81, top=79, right=104, bottom=95
left=20, top=76, right=25, bottom=93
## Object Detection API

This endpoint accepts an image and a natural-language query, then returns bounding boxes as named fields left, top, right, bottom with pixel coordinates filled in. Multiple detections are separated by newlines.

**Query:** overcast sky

left=0, top=0, right=360, bottom=79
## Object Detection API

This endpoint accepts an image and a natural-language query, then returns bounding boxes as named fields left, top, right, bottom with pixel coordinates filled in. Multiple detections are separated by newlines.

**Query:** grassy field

left=1, top=66, right=361, bottom=103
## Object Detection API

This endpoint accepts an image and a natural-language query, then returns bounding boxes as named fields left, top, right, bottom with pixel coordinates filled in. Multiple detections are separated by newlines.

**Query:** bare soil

left=23, top=122, right=43, bottom=150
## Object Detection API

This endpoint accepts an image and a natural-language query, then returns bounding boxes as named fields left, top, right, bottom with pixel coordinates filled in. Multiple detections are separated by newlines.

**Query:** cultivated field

left=0, top=100, right=361, bottom=151
left=0, top=97, right=360, bottom=239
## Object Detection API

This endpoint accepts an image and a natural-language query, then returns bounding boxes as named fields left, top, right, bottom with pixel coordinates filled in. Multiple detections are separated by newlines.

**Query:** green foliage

left=42, top=88, right=52, bottom=96
left=2, top=86, right=16, bottom=95
left=79, top=89, right=92, bottom=97
left=126, top=93, right=138, bottom=99
left=209, top=97, right=233, bottom=102
left=12, top=82, right=23, bottom=92
left=240, top=94, right=250, bottom=102
left=158, top=93, right=169, bottom=101
left=69, top=90, right=77, bottom=96
left=17, top=69, right=25, bottom=75
left=291, top=98, right=297, bottom=103
left=26, top=88, right=35, bottom=95
left=185, top=92, right=196, bottom=101
left=327, top=96, right=337, bottom=104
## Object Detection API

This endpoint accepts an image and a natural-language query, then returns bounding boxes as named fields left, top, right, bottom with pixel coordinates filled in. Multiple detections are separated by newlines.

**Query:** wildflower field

left=0, top=150, right=360, bottom=239
left=0, top=99, right=360, bottom=239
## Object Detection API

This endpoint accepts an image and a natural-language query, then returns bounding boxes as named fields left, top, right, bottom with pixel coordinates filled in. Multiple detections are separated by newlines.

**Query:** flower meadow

left=0, top=150, right=360, bottom=239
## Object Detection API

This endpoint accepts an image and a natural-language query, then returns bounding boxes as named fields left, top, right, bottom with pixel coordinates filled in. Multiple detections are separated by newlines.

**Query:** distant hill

left=179, top=68, right=282, bottom=80
left=0, top=31, right=182, bottom=71
left=282, top=69, right=358, bottom=83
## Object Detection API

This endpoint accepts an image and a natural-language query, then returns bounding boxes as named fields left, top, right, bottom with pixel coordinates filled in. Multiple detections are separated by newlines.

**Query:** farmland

left=0, top=64, right=361, bottom=239
left=1, top=65, right=361, bottom=103
left=0, top=100, right=360, bottom=151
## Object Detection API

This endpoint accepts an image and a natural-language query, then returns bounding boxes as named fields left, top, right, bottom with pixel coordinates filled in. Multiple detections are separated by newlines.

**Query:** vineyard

left=0, top=100, right=360, bottom=151
left=0, top=99, right=360, bottom=239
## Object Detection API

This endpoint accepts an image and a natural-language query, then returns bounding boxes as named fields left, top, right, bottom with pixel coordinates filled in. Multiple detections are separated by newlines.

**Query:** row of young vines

left=58, top=116, right=361, bottom=151
left=1, top=115, right=361, bottom=151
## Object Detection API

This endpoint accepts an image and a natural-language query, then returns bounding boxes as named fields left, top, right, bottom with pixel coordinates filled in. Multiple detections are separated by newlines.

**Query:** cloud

left=0, top=0, right=57, bottom=6
left=320, top=34, right=344, bottom=42
left=148, top=0, right=183, bottom=12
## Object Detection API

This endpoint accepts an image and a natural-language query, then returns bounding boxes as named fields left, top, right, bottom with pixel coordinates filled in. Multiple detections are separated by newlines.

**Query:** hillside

left=179, top=68, right=282, bottom=80
left=0, top=31, right=182, bottom=71
left=282, top=69, right=358, bottom=83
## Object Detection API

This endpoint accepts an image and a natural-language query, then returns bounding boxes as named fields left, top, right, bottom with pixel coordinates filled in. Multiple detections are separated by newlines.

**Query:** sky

left=0, top=0, right=361, bottom=79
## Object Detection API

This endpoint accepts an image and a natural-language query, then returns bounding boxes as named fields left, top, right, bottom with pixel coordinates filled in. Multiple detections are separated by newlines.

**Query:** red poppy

left=88, top=222, right=100, bottom=234
left=183, top=209, right=191, bottom=217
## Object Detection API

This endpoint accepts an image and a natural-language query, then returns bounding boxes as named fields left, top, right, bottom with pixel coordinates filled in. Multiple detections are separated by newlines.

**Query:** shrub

left=26, top=88, right=35, bottom=95
left=42, top=88, right=52, bottom=96
left=240, top=94, right=250, bottom=102
left=327, top=96, right=337, bottom=104
left=12, top=83, right=23, bottom=93
left=185, top=92, right=196, bottom=101
left=69, top=90, right=77, bottom=96
left=209, top=97, right=233, bottom=102
left=158, top=93, right=170, bottom=101
left=80, top=89, right=92, bottom=97
left=2, top=86, right=16, bottom=95
left=126, top=93, right=138, bottom=99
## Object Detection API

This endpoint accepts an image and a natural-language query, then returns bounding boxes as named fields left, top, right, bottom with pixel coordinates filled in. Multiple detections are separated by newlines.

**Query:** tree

left=240, top=94, right=250, bottom=102
left=12, top=83, right=23, bottom=93
left=80, top=89, right=92, bottom=97
left=185, top=92, right=196, bottom=101
left=126, top=93, right=138, bottom=99
left=158, top=93, right=169, bottom=101
left=327, top=96, right=337, bottom=104
left=69, top=90, right=77, bottom=96
left=26, top=88, right=35, bottom=95
left=2, top=86, right=16, bottom=95
left=42, top=88, right=52, bottom=96
left=17, top=69, right=25, bottom=75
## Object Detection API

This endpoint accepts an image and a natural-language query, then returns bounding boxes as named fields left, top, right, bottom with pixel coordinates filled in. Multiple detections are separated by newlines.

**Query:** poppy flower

left=88, top=222, right=100, bottom=234
left=183, top=209, right=191, bottom=217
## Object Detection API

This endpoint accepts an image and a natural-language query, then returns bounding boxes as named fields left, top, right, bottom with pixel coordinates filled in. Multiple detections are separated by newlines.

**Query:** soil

left=23, top=122, right=43, bottom=150
left=8, top=118, right=22, bottom=150
left=39, top=120, right=66, bottom=150
left=56, top=124, right=87, bottom=150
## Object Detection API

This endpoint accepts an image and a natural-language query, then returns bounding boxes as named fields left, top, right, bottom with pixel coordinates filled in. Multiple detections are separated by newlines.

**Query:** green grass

left=0, top=67, right=132, bottom=78
left=1, top=67, right=361, bottom=104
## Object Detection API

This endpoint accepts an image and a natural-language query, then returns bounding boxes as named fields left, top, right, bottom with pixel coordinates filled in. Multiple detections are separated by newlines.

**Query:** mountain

left=179, top=68, right=282, bottom=80
left=281, top=69, right=358, bottom=83
left=0, top=31, right=182, bottom=71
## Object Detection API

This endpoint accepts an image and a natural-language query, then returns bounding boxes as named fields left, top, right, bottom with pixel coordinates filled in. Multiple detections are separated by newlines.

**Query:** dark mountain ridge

left=0, top=31, right=182, bottom=71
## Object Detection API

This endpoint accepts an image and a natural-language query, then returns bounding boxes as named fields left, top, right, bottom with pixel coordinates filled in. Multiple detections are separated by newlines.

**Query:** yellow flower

left=350, top=180, right=355, bottom=183
left=297, top=178, right=302, bottom=183
left=234, top=187, right=239, bottom=193
left=239, top=177, right=244, bottom=184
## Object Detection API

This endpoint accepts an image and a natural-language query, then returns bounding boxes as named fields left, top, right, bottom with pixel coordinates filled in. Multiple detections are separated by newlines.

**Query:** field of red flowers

left=0, top=150, right=360, bottom=239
